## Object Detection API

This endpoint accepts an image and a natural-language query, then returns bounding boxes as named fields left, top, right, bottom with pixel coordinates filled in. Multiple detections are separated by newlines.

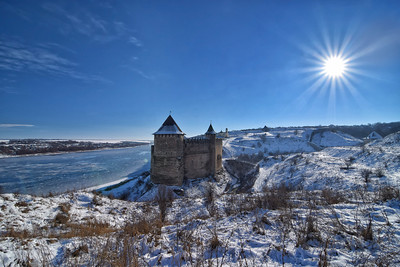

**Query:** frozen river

left=0, top=145, right=151, bottom=195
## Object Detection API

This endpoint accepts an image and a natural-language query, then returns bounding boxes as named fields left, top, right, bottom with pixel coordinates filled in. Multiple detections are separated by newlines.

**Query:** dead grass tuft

left=3, top=227, right=33, bottom=239
left=60, top=219, right=115, bottom=238
left=59, top=202, right=71, bottom=214
left=124, top=218, right=162, bottom=237
left=15, top=201, right=29, bottom=207
left=54, top=212, right=69, bottom=225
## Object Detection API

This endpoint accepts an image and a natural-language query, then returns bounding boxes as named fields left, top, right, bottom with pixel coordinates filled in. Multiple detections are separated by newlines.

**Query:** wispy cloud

left=122, top=65, right=153, bottom=80
left=1, top=2, right=31, bottom=21
left=0, top=39, right=110, bottom=83
left=41, top=3, right=140, bottom=44
left=0, top=86, right=17, bottom=94
left=0, top=124, right=34, bottom=128
left=132, top=68, right=152, bottom=80
left=0, top=39, right=74, bottom=72
left=128, top=36, right=142, bottom=47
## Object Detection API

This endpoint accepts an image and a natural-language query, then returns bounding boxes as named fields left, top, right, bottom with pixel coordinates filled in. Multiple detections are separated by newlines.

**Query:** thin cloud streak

left=0, top=39, right=111, bottom=83
left=41, top=2, right=139, bottom=44
left=0, top=124, right=34, bottom=128
left=121, top=65, right=153, bottom=80
left=1, top=2, right=31, bottom=21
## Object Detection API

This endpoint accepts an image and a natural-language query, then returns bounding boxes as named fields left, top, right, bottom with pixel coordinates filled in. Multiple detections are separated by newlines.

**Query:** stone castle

left=151, top=115, right=223, bottom=186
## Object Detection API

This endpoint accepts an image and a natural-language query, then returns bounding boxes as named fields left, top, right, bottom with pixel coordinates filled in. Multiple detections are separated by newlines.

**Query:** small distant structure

left=151, top=115, right=223, bottom=186
left=225, top=128, right=229, bottom=138
left=367, top=131, right=383, bottom=140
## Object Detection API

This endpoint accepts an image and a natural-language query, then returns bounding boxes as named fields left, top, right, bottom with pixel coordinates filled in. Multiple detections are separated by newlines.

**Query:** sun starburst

left=322, top=56, right=348, bottom=78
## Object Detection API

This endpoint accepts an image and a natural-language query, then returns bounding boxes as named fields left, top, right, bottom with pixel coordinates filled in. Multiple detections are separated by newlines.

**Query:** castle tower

left=205, top=123, right=217, bottom=175
left=151, top=115, right=185, bottom=185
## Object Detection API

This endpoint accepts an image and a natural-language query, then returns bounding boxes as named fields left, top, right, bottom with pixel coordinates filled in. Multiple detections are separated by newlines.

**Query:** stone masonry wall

left=151, top=135, right=224, bottom=185
left=184, top=140, right=211, bottom=179
left=215, top=138, right=223, bottom=171
left=151, top=135, right=184, bottom=185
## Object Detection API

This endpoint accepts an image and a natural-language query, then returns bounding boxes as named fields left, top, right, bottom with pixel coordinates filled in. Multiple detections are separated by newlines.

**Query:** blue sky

left=1, top=0, right=399, bottom=140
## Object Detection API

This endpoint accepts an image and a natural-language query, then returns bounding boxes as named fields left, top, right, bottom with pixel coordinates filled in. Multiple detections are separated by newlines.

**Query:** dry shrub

left=318, top=239, right=330, bottom=267
left=118, top=190, right=131, bottom=201
left=54, top=212, right=70, bottom=225
left=91, top=195, right=101, bottom=206
left=224, top=194, right=259, bottom=215
left=204, top=182, right=215, bottom=205
left=209, top=227, right=220, bottom=251
left=224, top=194, right=240, bottom=216
left=304, top=214, right=321, bottom=243
left=377, top=186, right=400, bottom=202
left=89, top=235, right=140, bottom=267
left=205, top=183, right=217, bottom=217
left=261, top=185, right=291, bottom=210
left=54, top=202, right=71, bottom=225
left=375, top=168, right=385, bottom=178
left=321, top=189, right=346, bottom=205
left=15, top=200, right=29, bottom=207
left=156, top=185, right=174, bottom=222
left=124, top=218, right=162, bottom=237
left=71, top=244, right=89, bottom=257
left=177, top=227, right=198, bottom=262
left=59, top=202, right=71, bottom=214
left=224, top=189, right=292, bottom=216
left=361, top=169, right=372, bottom=183
left=343, top=156, right=356, bottom=170
left=20, top=208, right=30, bottom=213
left=360, top=218, right=373, bottom=241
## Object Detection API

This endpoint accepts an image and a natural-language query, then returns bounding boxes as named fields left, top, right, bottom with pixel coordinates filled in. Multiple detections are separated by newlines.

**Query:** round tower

left=151, top=115, right=185, bottom=185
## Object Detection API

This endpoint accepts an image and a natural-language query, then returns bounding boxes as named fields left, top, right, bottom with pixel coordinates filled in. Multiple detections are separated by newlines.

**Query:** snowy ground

left=1, top=129, right=399, bottom=266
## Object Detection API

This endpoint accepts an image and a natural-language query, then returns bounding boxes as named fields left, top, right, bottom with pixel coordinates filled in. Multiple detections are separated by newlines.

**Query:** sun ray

left=328, top=78, right=337, bottom=121
left=294, top=74, right=329, bottom=110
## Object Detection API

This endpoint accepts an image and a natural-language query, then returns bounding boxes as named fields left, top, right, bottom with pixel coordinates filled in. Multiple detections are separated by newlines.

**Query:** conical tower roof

left=205, top=123, right=216, bottom=135
left=153, top=115, right=185, bottom=135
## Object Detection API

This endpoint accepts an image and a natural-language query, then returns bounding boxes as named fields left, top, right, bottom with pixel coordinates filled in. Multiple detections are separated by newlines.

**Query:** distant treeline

left=0, top=140, right=148, bottom=156
left=327, top=122, right=400, bottom=139
left=240, top=121, right=400, bottom=139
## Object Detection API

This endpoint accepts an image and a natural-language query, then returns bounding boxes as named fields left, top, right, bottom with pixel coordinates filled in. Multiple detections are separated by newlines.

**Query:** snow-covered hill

left=369, top=131, right=400, bottom=147
left=310, top=130, right=363, bottom=147
left=1, top=128, right=400, bottom=266
left=223, top=128, right=316, bottom=158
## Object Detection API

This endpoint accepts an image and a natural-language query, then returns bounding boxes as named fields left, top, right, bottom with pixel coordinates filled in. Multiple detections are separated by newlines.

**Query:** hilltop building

left=151, top=115, right=223, bottom=186
left=367, top=131, right=383, bottom=140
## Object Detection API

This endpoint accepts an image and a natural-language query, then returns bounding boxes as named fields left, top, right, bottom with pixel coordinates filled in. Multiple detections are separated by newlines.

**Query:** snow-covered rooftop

left=205, top=124, right=216, bottom=135
left=153, top=115, right=185, bottom=135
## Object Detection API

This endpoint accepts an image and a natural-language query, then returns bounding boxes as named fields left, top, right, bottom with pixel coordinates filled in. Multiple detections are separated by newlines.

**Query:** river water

left=0, top=145, right=151, bottom=195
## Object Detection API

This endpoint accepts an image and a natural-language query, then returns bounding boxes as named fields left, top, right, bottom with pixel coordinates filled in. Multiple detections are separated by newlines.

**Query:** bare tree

left=156, top=185, right=174, bottom=222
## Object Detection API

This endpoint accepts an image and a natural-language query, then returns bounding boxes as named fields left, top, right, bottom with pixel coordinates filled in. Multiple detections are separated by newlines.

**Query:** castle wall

left=151, top=134, right=184, bottom=185
left=184, top=139, right=212, bottom=179
left=215, top=138, right=223, bottom=171
left=151, top=122, right=224, bottom=185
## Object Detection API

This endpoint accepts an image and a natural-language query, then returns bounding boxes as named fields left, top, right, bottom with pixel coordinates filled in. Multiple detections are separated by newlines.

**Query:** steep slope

left=310, top=130, right=363, bottom=147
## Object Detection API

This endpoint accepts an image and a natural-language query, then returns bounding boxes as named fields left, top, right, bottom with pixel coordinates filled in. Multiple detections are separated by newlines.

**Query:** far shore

left=0, top=142, right=151, bottom=159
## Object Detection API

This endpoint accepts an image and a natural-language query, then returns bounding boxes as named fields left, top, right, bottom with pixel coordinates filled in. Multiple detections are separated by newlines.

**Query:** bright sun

left=323, top=56, right=347, bottom=78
